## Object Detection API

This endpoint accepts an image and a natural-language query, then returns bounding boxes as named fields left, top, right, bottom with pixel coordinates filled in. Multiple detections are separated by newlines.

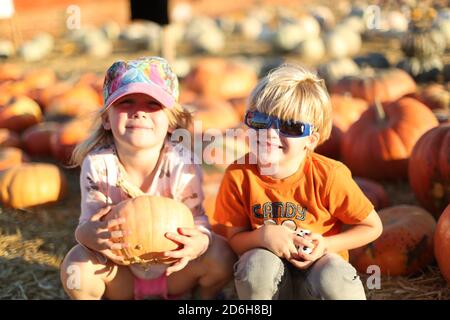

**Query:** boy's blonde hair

left=248, top=64, right=332, bottom=146
left=70, top=102, right=192, bottom=167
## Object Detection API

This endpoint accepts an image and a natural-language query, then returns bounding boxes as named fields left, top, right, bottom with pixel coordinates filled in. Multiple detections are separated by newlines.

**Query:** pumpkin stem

left=374, top=97, right=386, bottom=123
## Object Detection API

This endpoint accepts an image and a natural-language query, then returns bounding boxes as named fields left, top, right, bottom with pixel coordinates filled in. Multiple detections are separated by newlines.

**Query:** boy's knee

left=307, top=254, right=366, bottom=300
left=234, top=249, right=286, bottom=299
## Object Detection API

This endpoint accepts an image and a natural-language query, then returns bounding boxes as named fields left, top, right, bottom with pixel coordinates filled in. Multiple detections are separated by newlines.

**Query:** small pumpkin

left=341, top=97, right=439, bottom=180
left=0, top=129, right=21, bottom=148
left=408, top=124, right=449, bottom=219
left=22, top=68, right=57, bottom=91
left=354, top=177, right=390, bottom=210
left=412, top=84, right=449, bottom=123
left=350, top=205, right=436, bottom=276
left=435, top=204, right=450, bottom=286
left=184, top=58, right=258, bottom=100
left=0, top=96, right=43, bottom=132
left=188, top=98, right=241, bottom=133
left=0, top=63, right=23, bottom=82
left=21, top=122, right=61, bottom=157
left=45, top=85, right=102, bottom=119
left=0, top=163, right=66, bottom=208
left=50, top=117, right=92, bottom=165
left=0, top=147, right=29, bottom=171
left=105, top=195, right=194, bottom=265
left=331, top=68, right=417, bottom=105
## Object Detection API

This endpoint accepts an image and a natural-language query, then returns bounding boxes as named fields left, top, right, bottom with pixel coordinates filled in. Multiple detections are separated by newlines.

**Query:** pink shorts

left=134, top=273, right=188, bottom=300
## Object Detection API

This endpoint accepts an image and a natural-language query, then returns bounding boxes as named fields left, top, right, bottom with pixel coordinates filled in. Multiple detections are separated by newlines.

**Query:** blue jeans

left=234, top=248, right=366, bottom=300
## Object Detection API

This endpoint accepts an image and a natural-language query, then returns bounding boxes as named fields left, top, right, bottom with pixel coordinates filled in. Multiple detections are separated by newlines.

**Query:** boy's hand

left=289, top=233, right=328, bottom=269
left=76, top=206, right=130, bottom=264
left=163, top=227, right=210, bottom=276
left=259, top=224, right=300, bottom=260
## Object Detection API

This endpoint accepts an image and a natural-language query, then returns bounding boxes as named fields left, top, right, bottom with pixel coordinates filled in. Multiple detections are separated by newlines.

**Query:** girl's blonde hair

left=248, top=63, right=332, bottom=146
left=70, top=101, right=192, bottom=167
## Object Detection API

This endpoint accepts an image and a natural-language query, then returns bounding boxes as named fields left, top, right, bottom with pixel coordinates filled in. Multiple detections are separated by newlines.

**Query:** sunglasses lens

left=246, top=111, right=271, bottom=130
left=279, top=121, right=308, bottom=137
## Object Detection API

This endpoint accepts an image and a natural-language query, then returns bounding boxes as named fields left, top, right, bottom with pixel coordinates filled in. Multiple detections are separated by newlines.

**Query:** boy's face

left=103, top=93, right=169, bottom=150
left=251, top=126, right=319, bottom=176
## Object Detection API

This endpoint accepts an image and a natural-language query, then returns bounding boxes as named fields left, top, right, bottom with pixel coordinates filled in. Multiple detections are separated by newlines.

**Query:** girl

left=60, top=56, right=236, bottom=300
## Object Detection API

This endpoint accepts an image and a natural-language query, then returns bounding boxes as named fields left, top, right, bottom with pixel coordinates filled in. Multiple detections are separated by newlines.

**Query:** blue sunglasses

left=245, top=110, right=314, bottom=138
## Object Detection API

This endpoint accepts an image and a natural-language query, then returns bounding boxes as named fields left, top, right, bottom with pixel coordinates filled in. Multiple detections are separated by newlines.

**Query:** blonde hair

left=248, top=64, right=332, bottom=147
left=70, top=101, right=192, bottom=167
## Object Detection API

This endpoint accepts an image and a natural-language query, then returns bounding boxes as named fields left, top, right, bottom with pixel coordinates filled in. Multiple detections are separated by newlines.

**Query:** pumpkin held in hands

left=105, top=195, right=195, bottom=265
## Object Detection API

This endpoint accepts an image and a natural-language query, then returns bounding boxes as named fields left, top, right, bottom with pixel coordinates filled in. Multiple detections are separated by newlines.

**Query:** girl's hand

left=163, top=227, right=210, bottom=276
left=289, top=233, right=328, bottom=270
left=259, top=224, right=300, bottom=260
left=76, top=206, right=130, bottom=264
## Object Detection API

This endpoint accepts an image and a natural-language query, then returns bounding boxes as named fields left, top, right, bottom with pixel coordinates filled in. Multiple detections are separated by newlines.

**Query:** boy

left=214, top=64, right=383, bottom=300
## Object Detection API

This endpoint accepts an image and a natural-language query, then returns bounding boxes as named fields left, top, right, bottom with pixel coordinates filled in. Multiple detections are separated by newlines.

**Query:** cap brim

left=104, top=82, right=176, bottom=109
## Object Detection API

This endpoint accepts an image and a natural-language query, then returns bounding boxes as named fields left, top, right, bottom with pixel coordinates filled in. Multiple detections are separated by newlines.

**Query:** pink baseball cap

left=102, top=56, right=179, bottom=109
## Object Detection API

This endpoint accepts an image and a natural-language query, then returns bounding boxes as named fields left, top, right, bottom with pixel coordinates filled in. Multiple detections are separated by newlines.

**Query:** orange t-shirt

left=213, top=152, right=374, bottom=261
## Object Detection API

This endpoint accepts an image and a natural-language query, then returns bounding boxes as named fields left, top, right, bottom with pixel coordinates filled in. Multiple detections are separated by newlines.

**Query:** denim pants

left=234, top=248, right=366, bottom=300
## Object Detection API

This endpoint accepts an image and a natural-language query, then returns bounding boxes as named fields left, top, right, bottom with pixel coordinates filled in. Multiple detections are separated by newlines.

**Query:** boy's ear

left=102, top=114, right=111, bottom=130
left=306, top=132, right=320, bottom=150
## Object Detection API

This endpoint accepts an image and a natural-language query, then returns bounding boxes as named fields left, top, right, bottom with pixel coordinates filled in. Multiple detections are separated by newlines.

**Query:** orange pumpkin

left=21, top=122, right=61, bottom=157
left=331, top=68, right=417, bottom=105
left=0, top=163, right=67, bottom=208
left=408, top=124, right=450, bottom=219
left=315, top=125, right=343, bottom=160
left=189, top=97, right=240, bottom=133
left=105, top=195, right=195, bottom=265
left=46, top=85, right=102, bottom=118
left=435, top=204, right=450, bottom=286
left=50, top=117, right=92, bottom=165
left=0, top=96, right=43, bottom=132
left=0, top=63, right=23, bottom=82
left=0, top=129, right=21, bottom=148
left=330, top=94, right=369, bottom=132
left=22, top=68, right=57, bottom=90
left=316, top=95, right=369, bottom=159
left=341, top=97, right=439, bottom=180
left=354, top=177, right=390, bottom=210
left=411, top=84, right=449, bottom=124
left=29, top=81, right=72, bottom=111
left=0, top=147, right=29, bottom=171
left=350, top=205, right=436, bottom=276
left=184, top=58, right=258, bottom=100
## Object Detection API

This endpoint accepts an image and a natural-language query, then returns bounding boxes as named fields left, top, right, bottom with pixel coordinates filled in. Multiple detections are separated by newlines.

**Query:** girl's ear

left=102, top=114, right=111, bottom=130
left=306, top=132, right=320, bottom=150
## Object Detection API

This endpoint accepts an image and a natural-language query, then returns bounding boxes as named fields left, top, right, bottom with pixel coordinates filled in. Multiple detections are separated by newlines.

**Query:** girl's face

left=103, top=93, right=169, bottom=150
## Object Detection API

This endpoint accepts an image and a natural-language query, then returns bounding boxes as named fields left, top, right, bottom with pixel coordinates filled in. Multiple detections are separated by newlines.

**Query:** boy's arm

left=323, top=209, right=382, bottom=253
left=226, top=226, right=263, bottom=256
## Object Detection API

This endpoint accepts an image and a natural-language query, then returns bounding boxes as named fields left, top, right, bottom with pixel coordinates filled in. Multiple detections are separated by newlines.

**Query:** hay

left=362, top=266, right=450, bottom=300
left=0, top=158, right=449, bottom=300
